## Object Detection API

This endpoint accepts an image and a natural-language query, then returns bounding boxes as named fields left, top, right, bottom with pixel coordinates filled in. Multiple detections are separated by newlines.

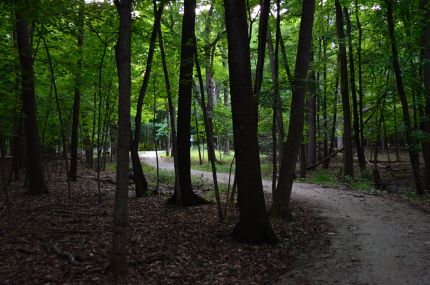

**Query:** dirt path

left=140, top=151, right=430, bottom=285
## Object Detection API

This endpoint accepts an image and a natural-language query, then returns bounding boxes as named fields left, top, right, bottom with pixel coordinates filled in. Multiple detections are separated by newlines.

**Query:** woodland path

left=140, top=151, right=430, bottom=285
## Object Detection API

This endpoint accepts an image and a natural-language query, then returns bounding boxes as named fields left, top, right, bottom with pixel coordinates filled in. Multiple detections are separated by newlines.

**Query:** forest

left=0, top=0, right=429, bottom=284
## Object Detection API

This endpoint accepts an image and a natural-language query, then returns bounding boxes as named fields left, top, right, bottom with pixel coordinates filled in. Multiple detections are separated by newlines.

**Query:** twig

left=50, top=242, right=78, bottom=264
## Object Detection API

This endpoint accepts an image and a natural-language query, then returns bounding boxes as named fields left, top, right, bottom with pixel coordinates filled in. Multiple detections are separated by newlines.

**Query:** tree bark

left=386, top=0, right=424, bottom=194
left=273, top=0, right=315, bottom=218
left=171, top=0, right=206, bottom=205
left=131, top=2, right=164, bottom=197
left=70, top=0, right=84, bottom=181
left=195, top=52, right=223, bottom=221
left=420, top=0, right=430, bottom=189
left=344, top=6, right=366, bottom=172
left=224, top=0, right=277, bottom=243
left=110, top=0, right=132, bottom=276
left=307, top=66, right=317, bottom=167
left=15, top=3, right=48, bottom=195
left=355, top=0, right=365, bottom=148
left=158, top=24, right=182, bottom=203
left=335, top=0, right=354, bottom=177
left=253, top=0, right=270, bottom=99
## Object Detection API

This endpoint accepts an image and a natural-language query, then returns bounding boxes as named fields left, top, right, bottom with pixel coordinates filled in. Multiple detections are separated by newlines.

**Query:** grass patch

left=306, top=169, right=374, bottom=192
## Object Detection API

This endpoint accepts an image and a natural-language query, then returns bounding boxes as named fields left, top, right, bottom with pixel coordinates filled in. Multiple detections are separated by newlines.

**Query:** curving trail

left=140, top=151, right=430, bottom=285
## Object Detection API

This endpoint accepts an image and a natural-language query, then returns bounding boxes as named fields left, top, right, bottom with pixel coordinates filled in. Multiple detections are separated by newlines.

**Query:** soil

left=0, top=158, right=327, bottom=284
left=141, top=151, right=430, bottom=285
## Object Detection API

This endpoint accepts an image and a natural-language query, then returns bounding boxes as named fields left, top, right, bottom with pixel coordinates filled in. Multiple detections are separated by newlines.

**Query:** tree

left=224, top=0, right=277, bottom=243
left=130, top=2, right=164, bottom=198
left=344, top=6, right=366, bottom=172
left=70, top=0, right=85, bottom=181
left=335, top=0, right=353, bottom=177
left=421, top=0, right=430, bottom=189
left=385, top=0, right=424, bottom=195
left=273, top=0, right=315, bottom=218
left=15, top=1, right=48, bottom=195
left=170, top=0, right=206, bottom=205
left=110, top=0, right=131, bottom=275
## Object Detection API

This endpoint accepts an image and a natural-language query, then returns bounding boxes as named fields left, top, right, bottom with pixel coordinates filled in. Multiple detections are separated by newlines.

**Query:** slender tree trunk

left=224, top=0, right=277, bottom=243
left=324, top=55, right=340, bottom=169
left=195, top=52, right=223, bottom=221
left=273, top=0, right=315, bottom=218
left=253, top=0, right=270, bottom=99
left=110, top=0, right=132, bottom=276
left=267, top=28, right=285, bottom=163
left=42, top=36, right=71, bottom=200
left=335, top=0, right=354, bottom=177
left=220, top=47, right=230, bottom=155
left=322, top=34, right=328, bottom=159
left=420, top=0, right=430, bottom=189
left=192, top=97, right=203, bottom=164
left=386, top=0, right=424, bottom=194
left=15, top=6, right=48, bottom=195
left=307, top=66, right=317, bottom=167
left=131, top=2, right=164, bottom=197
left=355, top=0, right=365, bottom=148
left=158, top=24, right=182, bottom=203
left=171, top=0, right=206, bottom=205
left=70, top=0, right=84, bottom=181
left=344, top=6, right=366, bottom=172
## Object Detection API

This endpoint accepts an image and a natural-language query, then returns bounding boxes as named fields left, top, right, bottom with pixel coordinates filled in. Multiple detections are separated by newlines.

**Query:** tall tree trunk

left=386, top=0, right=424, bottom=194
left=273, top=0, right=315, bottom=218
left=220, top=47, right=230, bottom=155
left=421, top=0, right=430, bottom=189
left=307, top=66, right=317, bottom=167
left=42, top=36, right=71, bottom=199
left=355, top=0, right=365, bottom=148
left=324, top=58, right=339, bottom=169
left=253, top=0, right=270, bottom=98
left=224, top=0, right=277, bottom=243
left=15, top=4, right=48, bottom=195
left=110, top=0, right=131, bottom=276
left=171, top=0, right=206, bottom=205
left=158, top=24, right=182, bottom=203
left=335, top=0, right=354, bottom=177
left=195, top=52, right=223, bottom=221
left=70, top=0, right=84, bottom=181
left=344, top=6, right=366, bottom=172
left=267, top=35, right=285, bottom=168
left=131, top=2, right=164, bottom=197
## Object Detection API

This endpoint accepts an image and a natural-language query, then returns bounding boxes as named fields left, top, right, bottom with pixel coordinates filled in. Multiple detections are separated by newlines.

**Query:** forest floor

left=141, top=151, right=430, bottom=285
left=0, top=158, right=328, bottom=284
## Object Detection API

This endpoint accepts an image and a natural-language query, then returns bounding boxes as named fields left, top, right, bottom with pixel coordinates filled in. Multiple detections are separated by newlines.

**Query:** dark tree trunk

left=267, top=28, right=285, bottom=163
left=131, top=3, right=164, bottom=197
left=421, top=0, right=430, bottom=189
left=224, top=0, right=277, bottom=243
left=273, top=0, right=315, bottom=218
left=355, top=0, right=365, bottom=148
left=386, top=0, right=424, bottom=194
left=221, top=49, right=230, bottom=155
left=253, top=0, right=270, bottom=98
left=15, top=5, right=48, bottom=195
left=344, top=6, right=366, bottom=172
left=158, top=25, right=181, bottom=201
left=171, top=0, right=206, bottom=205
left=70, top=0, right=84, bottom=181
left=335, top=0, right=354, bottom=177
left=195, top=52, right=223, bottom=221
left=110, top=0, right=132, bottom=276
left=307, top=67, right=317, bottom=167
left=324, top=60, right=339, bottom=169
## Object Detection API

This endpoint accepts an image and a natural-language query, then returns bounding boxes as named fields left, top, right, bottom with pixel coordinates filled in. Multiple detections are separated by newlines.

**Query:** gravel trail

left=140, top=151, right=430, bottom=285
